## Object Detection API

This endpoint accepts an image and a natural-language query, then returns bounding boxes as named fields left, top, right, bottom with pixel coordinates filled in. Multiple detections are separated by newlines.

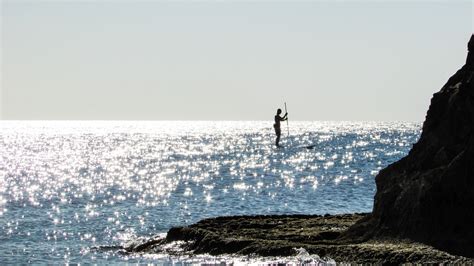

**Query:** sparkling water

left=0, top=121, right=420, bottom=264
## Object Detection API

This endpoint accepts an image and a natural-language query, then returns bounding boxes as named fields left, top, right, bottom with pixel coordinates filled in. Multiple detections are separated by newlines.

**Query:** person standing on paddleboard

left=274, top=108, right=288, bottom=147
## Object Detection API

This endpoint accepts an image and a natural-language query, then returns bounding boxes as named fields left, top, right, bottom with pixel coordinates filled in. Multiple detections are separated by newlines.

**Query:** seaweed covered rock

left=349, top=34, right=474, bottom=257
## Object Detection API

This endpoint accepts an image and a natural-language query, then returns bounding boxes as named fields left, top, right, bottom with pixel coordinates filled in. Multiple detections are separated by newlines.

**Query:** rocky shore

left=127, top=35, right=474, bottom=263
left=126, top=213, right=471, bottom=264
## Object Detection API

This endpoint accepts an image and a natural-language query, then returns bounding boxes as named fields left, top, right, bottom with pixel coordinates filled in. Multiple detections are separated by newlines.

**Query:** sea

left=0, top=121, right=420, bottom=264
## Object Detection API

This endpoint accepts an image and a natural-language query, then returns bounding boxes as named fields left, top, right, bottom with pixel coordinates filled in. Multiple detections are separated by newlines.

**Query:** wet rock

left=148, top=214, right=470, bottom=263
left=164, top=214, right=364, bottom=257
left=347, top=34, right=474, bottom=258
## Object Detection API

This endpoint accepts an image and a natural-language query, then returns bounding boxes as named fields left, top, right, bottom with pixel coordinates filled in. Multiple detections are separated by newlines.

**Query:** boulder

left=348, top=34, right=474, bottom=257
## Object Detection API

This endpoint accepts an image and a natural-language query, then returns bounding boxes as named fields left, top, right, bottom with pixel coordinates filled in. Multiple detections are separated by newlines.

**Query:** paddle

left=284, top=102, right=289, bottom=137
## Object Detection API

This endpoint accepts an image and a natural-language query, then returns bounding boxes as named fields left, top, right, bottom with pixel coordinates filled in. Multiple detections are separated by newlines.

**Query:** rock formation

left=127, top=214, right=470, bottom=263
left=347, top=34, right=474, bottom=258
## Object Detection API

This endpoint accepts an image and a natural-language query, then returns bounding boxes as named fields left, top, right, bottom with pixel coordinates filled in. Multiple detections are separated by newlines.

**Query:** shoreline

left=126, top=213, right=472, bottom=264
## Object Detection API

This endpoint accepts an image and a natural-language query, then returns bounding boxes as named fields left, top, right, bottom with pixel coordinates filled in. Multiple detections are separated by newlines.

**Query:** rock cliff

left=348, top=34, right=474, bottom=257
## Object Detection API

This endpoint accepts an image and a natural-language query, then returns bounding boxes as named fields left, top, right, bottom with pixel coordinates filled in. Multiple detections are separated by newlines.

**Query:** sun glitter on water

left=0, top=121, right=420, bottom=263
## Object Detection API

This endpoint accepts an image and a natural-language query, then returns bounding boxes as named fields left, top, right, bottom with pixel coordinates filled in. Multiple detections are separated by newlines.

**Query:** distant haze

left=1, top=1, right=472, bottom=121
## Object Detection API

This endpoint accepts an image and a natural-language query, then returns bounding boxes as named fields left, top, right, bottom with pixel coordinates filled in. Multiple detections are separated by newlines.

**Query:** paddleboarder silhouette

left=274, top=108, right=288, bottom=147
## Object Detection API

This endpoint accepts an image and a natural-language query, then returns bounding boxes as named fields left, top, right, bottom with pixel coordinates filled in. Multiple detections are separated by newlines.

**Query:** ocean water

left=0, top=121, right=420, bottom=264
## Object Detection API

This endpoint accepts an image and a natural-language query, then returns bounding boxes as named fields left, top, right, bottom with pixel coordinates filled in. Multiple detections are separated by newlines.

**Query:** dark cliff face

left=467, top=34, right=474, bottom=66
left=350, top=35, right=474, bottom=258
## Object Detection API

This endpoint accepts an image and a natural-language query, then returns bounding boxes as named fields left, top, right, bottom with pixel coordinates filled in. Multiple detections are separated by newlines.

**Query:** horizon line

left=0, top=119, right=422, bottom=123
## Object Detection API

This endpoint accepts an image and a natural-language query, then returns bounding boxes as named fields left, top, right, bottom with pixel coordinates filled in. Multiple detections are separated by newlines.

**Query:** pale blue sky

left=1, top=1, right=473, bottom=121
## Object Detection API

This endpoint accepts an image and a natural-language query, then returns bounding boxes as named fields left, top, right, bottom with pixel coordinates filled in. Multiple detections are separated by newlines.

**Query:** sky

left=1, top=0, right=473, bottom=121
